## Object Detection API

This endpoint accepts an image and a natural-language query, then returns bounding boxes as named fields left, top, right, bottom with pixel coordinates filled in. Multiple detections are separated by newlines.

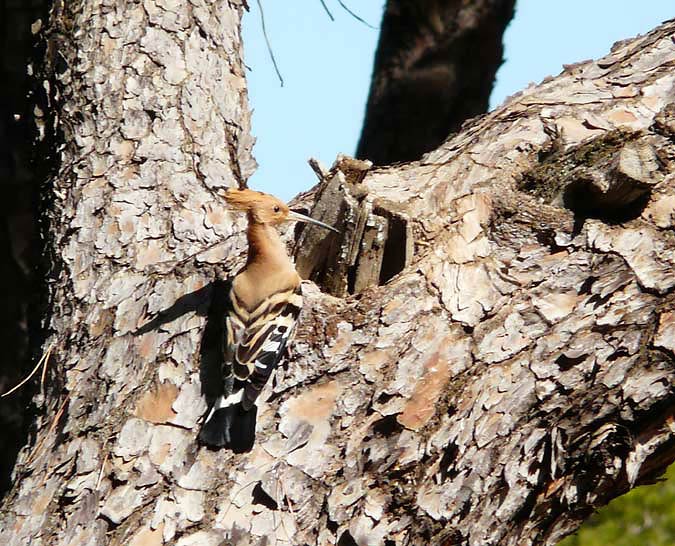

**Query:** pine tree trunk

left=1, top=3, right=675, bottom=546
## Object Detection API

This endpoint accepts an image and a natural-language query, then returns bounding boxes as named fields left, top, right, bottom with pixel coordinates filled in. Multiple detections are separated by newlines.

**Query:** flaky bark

left=356, top=0, right=516, bottom=165
left=1, top=4, right=675, bottom=546
left=1, top=0, right=255, bottom=544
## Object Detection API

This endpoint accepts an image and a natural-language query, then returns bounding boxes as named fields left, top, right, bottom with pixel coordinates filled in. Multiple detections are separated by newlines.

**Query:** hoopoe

left=199, top=189, right=338, bottom=451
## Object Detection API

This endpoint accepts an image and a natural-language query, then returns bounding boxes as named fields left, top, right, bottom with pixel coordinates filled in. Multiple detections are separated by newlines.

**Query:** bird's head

left=224, top=189, right=338, bottom=232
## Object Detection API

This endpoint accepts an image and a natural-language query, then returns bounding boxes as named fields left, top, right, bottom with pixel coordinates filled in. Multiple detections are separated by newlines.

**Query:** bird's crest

left=224, top=189, right=290, bottom=224
left=224, top=188, right=339, bottom=233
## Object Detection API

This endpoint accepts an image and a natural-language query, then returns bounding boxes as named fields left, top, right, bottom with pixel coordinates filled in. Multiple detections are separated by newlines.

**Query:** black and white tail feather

left=199, top=284, right=302, bottom=451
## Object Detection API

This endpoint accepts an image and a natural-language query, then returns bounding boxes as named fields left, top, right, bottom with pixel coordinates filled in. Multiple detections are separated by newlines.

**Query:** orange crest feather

left=224, top=188, right=289, bottom=224
left=224, top=189, right=267, bottom=210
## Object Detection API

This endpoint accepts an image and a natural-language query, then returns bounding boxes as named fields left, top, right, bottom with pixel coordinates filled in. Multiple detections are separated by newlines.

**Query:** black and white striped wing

left=225, top=286, right=302, bottom=410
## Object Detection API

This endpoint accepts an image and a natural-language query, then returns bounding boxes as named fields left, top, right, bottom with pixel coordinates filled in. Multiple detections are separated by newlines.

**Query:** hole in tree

left=377, top=209, right=408, bottom=285
left=347, top=260, right=358, bottom=295
left=563, top=178, right=651, bottom=223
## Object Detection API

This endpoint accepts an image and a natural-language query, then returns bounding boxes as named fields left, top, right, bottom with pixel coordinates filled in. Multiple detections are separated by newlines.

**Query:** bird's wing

left=225, top=285, right=302, bottom=410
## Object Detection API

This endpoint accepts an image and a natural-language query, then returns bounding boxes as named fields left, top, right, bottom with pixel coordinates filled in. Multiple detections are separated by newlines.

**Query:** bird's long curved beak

left=288, top=211, right=339, bottom=233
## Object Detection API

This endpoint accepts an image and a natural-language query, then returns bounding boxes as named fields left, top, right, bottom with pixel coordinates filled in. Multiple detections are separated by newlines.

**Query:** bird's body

left=199, top=189, right=336, bottom=451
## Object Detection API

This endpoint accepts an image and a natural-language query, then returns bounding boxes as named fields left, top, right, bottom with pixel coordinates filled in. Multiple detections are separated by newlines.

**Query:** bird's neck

left=245, top=219, right=294, bottom=273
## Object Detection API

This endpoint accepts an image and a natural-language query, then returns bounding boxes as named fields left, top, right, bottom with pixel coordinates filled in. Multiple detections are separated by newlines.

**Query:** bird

left=199, top=188, right=338, bottom=451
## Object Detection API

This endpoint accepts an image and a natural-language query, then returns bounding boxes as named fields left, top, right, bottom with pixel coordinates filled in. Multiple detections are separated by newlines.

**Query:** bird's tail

left=199, top=395, right=257, bottom=452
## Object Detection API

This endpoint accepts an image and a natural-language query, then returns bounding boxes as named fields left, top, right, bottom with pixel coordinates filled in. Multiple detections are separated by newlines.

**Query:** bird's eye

left=273, top=206, right=280, bottom=213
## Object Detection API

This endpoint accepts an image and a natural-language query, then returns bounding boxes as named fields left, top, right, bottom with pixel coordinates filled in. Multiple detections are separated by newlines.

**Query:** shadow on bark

left=133, top=279, right=226, bottom=402
left=133, top=279, right=253, bottom=450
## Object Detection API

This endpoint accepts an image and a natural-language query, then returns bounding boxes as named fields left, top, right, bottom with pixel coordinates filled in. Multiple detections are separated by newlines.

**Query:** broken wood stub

left=519, top=131, right=669, bottom=222
left=295, top=156, right=414, bottom=297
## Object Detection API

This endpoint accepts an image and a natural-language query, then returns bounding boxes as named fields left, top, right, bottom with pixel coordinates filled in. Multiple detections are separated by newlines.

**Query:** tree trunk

left=1, top=4, right=675, bottom=546
left=356, top=0, right=516, bottom=165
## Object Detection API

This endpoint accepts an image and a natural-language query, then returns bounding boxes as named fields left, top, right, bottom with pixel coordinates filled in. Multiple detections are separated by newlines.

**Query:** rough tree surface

left=1, top=4, right=675, bottom=546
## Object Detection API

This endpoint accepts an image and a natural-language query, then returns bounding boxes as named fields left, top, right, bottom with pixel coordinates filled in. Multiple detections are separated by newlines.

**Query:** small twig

left=272, top=469, right=280, bottom=546
left=318, top=0, right=334, bottom=20
left=308, top=157, right=328, bottom=181
left=1, top=340, right=55, bottom=398
left=39, top=344, right=52, bottom=394
left=96, top=443, right=110, bottom=490
left=255, top=0, right=284, bottom=87
left=336, top=0, right=376, bottom=29
left=28, top=395, right=69, bottom=464
left=275, top=466, right=297, bottom=544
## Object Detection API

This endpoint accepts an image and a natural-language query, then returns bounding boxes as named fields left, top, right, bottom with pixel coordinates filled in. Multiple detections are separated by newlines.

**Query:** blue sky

left=242, top=1, right=673, bottom=200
